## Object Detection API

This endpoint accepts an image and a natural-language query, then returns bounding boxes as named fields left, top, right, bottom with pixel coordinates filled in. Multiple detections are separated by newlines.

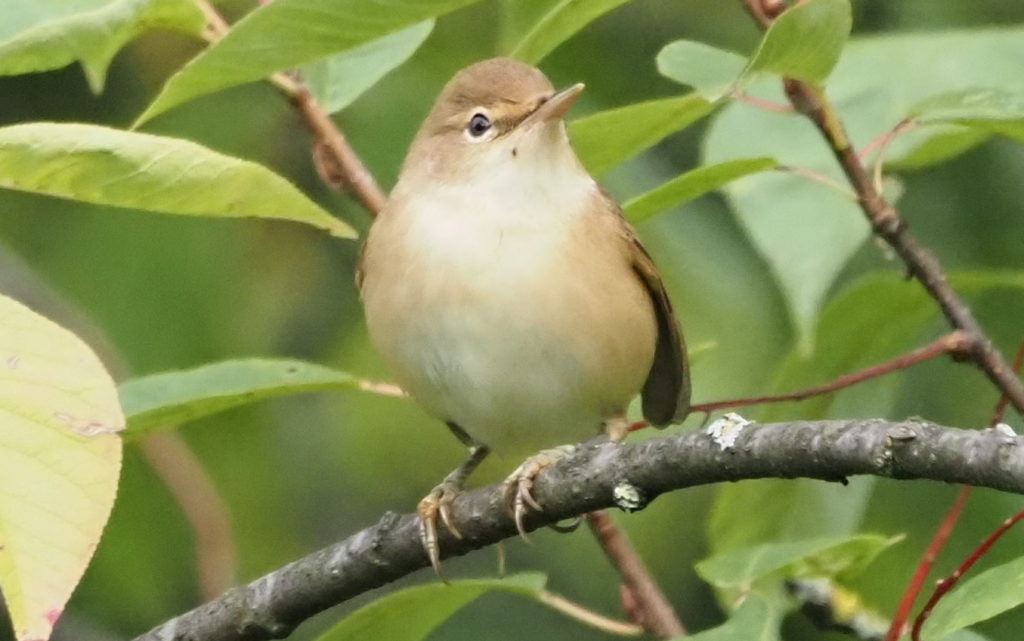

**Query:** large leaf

left=301, top=20, right=434, bottom=114
left=570, top=94, right=713, bottom=178
left=923, top=555, right=1024, bottom=641
left=503, top=0, right=631, bottom=65
left=747, top=0, right=851, bottom=85
left=910, top=88, right=1024, bottom=145
left=0, top=294, right=123, bottom=641
left=120, top=359, right=363, bottom=438
left=657, top=0, right=850, bottom=100
left=707, top=270, right=1024, bottom=559
left=623, top=157, right=777, bottom=224
left=136, top=0, right=486, bottom=124
left=656, top=40, right=748, bottom=101
left=704, top=26, right=1024, bottom=346
left=312, top=574, right=546, bottom=641
left=0, top=0, right=204, bottom=93
left=681, top=595, right=779, bottom=641
left=696, top=534, right=900, bottom=589
left=0, top=123, right=354, bottom=238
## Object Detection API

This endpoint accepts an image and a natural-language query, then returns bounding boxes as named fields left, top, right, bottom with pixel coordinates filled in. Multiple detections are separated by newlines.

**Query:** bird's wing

left=625, top=225, right=691, bottom=426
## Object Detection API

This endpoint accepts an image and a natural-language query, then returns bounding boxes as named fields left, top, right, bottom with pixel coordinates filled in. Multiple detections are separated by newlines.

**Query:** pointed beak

left=523, top=83, right=585, bottom=126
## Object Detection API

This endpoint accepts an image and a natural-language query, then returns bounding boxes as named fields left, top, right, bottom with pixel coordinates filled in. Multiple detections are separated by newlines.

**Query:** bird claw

left=417, top=482, right=464, bottom=576
left=501, top=445, right=576, bottom=541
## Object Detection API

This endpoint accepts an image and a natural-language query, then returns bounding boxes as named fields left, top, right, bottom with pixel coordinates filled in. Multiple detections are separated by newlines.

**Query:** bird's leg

left=418, top=421, right=489, bottom=575
left=502, top=415, right=629, bottom=540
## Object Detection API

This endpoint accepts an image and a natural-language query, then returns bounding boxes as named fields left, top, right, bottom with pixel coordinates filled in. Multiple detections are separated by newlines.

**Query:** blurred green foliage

left=2, top=1, right=1024, bottom=640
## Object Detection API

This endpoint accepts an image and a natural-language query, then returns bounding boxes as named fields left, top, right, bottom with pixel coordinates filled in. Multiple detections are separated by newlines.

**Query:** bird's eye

left=468, top=113, right=492, bottom=137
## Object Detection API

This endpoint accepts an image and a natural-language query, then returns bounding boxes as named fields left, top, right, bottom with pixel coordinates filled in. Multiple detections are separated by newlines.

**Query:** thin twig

left=140, top=432, right=237, bottom=599
left=868, top=119, right=917, bottom=194
left=743, top=1, right=1024, bottom=415
left=286, top=87, right=387, bottom=214
left=990, top=340, right=1024, bottom=427
left=779, top=165, right=858, bottom=199
left=883, top=485, right=971, bottom=641
left=538, top=590, right=643, bottom=637
left=193, top=0, right=387, bottom=216
left=911, top=507, right=1024, bottom=641
left=729, top=90, right=795, bottom=113
left=691, top=331, right=968, bottom=414
left=586, top=511, right=685, bottom=639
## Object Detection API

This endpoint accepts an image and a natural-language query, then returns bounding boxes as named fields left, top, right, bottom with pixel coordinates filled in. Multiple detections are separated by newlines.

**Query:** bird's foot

left=501, top=445, right=577, bottom=541
left=417, top=479, right=464, bottom=576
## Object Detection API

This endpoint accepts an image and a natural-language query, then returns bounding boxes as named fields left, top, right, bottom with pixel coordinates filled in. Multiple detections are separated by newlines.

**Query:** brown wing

left=627, top=230, right=691, bottom=427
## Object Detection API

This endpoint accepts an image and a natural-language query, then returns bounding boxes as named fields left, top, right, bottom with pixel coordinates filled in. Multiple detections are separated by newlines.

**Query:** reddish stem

left=883, top=486, right=972, bottom=641
left=911, top=508, right=1024, bottom=641
left=690, top=331, right=967, bottom=414
left=989, top=341, right=1024, bottom=427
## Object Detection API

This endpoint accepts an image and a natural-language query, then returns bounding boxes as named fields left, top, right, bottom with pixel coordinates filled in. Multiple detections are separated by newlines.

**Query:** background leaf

left=0, top=0, right=205, bottom=93
left=120, top=359, right=363, bottom=437
left=923, top=555, right=1024, bottom=641
left=301, top=21, right=434, bottom=114
left=135, top=0, right=486, bottom=124
left=312, top=574, right=547, bottom=641
left=504, top=0, right=631, bottom=65
left=656, top=40, right=748, bottom=101
left=0, top=123, right=354, bottom=238
left=570, top=94, right=713, bottom=177
left=747, top=0, right=852, bottom=84
left=696, top=534, right=900, bottom=589
left=704, top=26, right=1024, bottom=347
left=910, top=88, right=1024, bottom=145
left=0, top=294, right=122, bottom=641
left=681, top=595, right=779, bottom=641
left=623, top=157, right=777, bottom=223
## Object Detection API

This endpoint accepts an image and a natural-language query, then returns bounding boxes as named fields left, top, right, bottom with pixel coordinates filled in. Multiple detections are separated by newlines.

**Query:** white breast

left=361, top=141, right=656, bottom=456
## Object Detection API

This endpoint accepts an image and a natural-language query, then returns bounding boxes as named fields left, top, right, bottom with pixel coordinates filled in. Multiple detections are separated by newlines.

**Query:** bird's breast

left=361, top=174, right=657, bottom=455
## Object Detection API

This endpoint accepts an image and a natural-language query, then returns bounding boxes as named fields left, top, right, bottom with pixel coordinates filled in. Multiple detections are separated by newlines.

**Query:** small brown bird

left=357, top=58, right=689, bottom=572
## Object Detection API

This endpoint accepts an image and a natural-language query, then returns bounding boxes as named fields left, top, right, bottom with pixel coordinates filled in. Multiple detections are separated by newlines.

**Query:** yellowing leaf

left=0, top=293, right=124, bottom=641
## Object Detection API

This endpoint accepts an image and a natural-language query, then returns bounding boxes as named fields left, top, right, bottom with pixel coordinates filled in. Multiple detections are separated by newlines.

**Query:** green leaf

left=504, top=0, right=631, bottom=65
left=697, top=534, right=900, bottom=590
left=570, top=94, right=713, bottom=177
left=0, top=123, right=354, bottom=238
left=703, top=26, right=1024, bottom=346
left=681, top=595, right=780, bottom=641
left=910, top=88, right=1024, bottom=144
left=120, top=359, right=361, bottom=437
left=135, top=0, right=486, bottom=125
left=301, top=20, right=434, bottom=114
left=313, top=574, right=547, bottom=641
left=0, top=0, right=205, bottom=93
left=656, top=40, right=749, bottom=101
left=707, top=270, right=1024, bottom=561
left=0, top=293, right=123, bottom=641
left=923, top=555, right=1024, bottom=641
left=748, top=0, right=852, bottom=84
left=623, top=157, right=777, bottom=224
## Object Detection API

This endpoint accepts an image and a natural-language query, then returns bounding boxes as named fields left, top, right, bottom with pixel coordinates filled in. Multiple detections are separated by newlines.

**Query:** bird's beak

left=523, top=83, right=585, bottom=126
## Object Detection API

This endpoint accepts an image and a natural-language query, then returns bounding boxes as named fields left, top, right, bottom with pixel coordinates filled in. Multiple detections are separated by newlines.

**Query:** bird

left=357, top=57, right=690, bottom=573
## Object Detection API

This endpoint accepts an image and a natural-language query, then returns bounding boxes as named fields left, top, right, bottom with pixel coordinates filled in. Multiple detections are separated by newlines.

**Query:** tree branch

left=740, top=1, right=1024, bottom=415
left=132, top=418, right=1024, bottom=641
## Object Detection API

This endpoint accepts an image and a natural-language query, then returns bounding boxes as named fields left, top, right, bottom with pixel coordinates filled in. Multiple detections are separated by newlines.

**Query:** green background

left=2, top=1, right=1024, bottom=640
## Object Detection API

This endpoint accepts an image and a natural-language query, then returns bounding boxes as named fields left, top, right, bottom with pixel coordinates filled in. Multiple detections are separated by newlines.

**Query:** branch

left=194, top=0, right=387, bottom=216
left=586, top=511, right=685, bottom=638
left=741, top=2, right=1024, bottom=415
left=132, top=418, right=1024, bottom=641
